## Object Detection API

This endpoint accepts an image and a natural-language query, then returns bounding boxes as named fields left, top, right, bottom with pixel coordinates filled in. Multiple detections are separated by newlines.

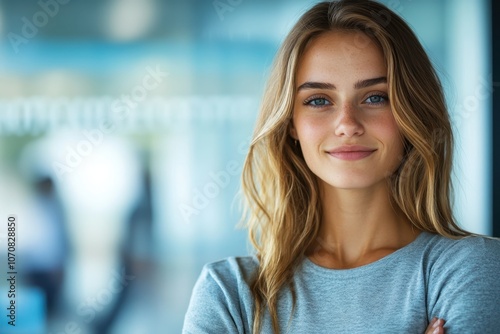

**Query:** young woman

left=183, top=1, right=500, bottom=333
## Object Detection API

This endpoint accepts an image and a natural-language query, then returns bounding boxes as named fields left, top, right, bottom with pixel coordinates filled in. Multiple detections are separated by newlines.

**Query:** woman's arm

left=183, top=258, right=255, bottom=334
left=182, top=265, right=242, bottom=334
left=428, top=236, right=500, bottom=333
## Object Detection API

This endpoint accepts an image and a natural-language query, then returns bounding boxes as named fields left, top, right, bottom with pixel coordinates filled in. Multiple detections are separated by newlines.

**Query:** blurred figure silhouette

left=23, top=175, right=69, bottom=319
left=28, top=176, right=69, bottom=315
left=94, top=167, right=155, bottom=334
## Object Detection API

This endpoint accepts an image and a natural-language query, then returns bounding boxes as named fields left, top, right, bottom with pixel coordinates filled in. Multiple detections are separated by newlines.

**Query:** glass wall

left=0, top=0, right=491, bottom=333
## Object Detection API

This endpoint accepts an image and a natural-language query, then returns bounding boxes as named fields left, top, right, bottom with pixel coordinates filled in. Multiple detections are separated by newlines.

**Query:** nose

left=334, top=102, right=364, bottom=137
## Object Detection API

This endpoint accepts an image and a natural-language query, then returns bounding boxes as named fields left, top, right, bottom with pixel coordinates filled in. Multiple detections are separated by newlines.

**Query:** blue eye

left=304, top=97, right=331, bottom=107
left=365, top=94, right=388, bottom=105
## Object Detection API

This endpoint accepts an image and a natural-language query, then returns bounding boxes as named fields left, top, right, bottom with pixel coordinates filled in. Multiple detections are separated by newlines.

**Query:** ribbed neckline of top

left=301, top=231, right=432, bottom=279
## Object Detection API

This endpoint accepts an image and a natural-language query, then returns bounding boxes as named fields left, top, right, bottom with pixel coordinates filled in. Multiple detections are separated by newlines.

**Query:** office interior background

left=0, top=0, right=495, bottom=333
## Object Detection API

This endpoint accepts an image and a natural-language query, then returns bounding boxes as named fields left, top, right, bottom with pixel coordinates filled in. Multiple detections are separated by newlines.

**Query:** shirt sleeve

left=427, top=236, right=500, bottom=334
left=182, top=261, right=248, bottom=334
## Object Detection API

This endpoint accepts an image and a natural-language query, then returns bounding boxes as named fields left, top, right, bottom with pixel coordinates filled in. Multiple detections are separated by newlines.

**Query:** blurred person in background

left=25, top=175, right=68, bottom=317
left=18, top=141, right=70, bottom=322
left=18, top=133, right=150, bottom=333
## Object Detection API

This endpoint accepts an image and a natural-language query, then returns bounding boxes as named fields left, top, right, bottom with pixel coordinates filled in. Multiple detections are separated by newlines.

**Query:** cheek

left=386, top=116, right=403, bottom=148
left=294, top=114, right=328, bottom=144
left=370, top=110, right=400, bottom=139
left=375, top=114, right=405, bottom=163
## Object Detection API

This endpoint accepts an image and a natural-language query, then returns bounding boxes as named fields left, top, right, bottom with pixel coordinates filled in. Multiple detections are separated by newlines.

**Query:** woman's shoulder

left=183, top=256, right=257, bottom=333
left=419, top=231, right=500, bottom=261
left=417, top=232, right=500, bottom=281
left=201, top=256, right=259, bottom=284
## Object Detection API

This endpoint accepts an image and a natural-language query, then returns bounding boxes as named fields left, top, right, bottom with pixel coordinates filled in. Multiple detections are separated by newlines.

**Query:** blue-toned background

left=0, top=0, right=492, bottom=333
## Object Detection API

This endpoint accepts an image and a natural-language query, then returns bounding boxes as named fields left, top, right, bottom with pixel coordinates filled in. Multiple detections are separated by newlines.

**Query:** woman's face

left=291, top=31, right=404, bottom=190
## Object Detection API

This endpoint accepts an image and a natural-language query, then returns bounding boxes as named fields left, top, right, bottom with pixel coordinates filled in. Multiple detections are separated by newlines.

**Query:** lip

left=327, top=145, right=377, bottom=161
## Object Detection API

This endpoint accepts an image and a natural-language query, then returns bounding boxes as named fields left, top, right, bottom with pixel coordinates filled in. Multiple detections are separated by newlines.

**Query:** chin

left=321, top=175, right=387, bottom=190
left=328, top=183, right=378, bottom=190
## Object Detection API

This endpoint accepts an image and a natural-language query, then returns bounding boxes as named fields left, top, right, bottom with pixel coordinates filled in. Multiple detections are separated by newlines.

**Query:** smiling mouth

left=327, top=147, right=377, bottom=161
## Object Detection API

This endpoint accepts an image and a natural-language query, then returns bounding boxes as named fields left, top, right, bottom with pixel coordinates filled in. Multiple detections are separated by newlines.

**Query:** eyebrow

left=354, top=76, right=387, bottom=89
left=296, top=76, right=387, bottom=91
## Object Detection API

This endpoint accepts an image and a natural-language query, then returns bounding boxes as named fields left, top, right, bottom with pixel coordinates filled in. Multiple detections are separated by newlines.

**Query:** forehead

left=296, top=30, right=387, bottom=85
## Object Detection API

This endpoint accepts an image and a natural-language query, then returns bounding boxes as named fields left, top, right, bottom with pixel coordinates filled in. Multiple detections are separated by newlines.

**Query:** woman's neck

left=308, top=180, right=420, bottom=269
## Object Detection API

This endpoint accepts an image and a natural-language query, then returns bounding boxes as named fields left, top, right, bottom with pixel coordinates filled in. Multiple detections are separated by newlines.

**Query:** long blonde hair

left=241, top=1, right=470, bottom=333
